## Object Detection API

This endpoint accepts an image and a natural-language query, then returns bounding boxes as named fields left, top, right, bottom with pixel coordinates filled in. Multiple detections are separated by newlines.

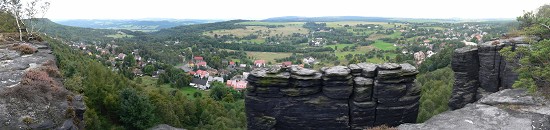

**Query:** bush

left=2, top=63, right=68, bottom=102
left=10, top=44, right=37, bottom=55
left=367, top=125, right=397, bottom=130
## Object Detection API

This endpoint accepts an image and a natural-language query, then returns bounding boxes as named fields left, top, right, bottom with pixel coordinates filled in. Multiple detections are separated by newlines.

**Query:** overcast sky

left=40, top=0, right=548, bottom=20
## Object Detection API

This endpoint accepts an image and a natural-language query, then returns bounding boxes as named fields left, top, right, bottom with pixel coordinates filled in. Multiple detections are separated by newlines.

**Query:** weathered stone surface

left=374, top=82, right=407, bottom=99
left=378, top=63, right=401, bottom=70
left=290, top=66, right=318, bottom=76
left=280, top=87, right=320, bottom=96
left=448, top=38, right=523, bottom=110
left=358, top=63, right=378, bottom=78
left=323, top=84, right=353, bottom=99
left=478, top=42, right=507, bottom=92
left=400, top=89, right=550, bottom=130
left=322, top=75, right=353, bottom=81
left=246, top=94, right=350, bottom=130
left=376, top=64, right=418, bottom=80
left=353, top=77, right=374, bottom=102
left=322, top=66, right=350, bottom=77
left=348, top=64, right=362, bottom=74
left=246, top=62, right=419, bottom=129
left=350, top=101, right=376, bottom=130
left=375, top=103, right=419, bottom=127
left=478, top=89, right=536, bottom=106
left=0, top=42, right=85, bottom=130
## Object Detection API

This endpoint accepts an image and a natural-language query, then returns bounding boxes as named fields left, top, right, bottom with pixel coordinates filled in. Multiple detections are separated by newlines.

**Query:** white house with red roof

left=194, top=70, right=209, bottom=78
left=226, top=80, right=247, bottom=90
left=194, top=56, right=204, bottom=62
left=197, top=61, right=207, bottom=67
left=254, top=60, right=266, bottom=68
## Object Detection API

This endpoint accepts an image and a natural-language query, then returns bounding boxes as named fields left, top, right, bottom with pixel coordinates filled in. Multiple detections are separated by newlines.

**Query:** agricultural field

left=204, top=25, right=308, bottom=44
left=372, top=40, right=397, bottom=50
left=105, top=31, right=135, bottom=38
left=325, top=21, right=409, bottom=28
left=246, top=51, right=293, bottom=63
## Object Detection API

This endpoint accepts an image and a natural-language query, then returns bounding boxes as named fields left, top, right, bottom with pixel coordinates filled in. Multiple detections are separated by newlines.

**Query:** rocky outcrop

left=448, top=37, right=528, bottom=110
left=246, top=63, right=419, bottom=129
left=0, top=40, right=85, bottom=129
left=399, top=89, right=550, bottom=130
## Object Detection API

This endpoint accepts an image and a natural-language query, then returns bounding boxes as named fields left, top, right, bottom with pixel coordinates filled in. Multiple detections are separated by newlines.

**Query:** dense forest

left=49, top=37, right=246, bottom=129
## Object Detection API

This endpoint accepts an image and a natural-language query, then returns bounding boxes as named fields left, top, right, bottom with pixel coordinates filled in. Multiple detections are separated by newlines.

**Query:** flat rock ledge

left=399, top=89, right=550, bottom=130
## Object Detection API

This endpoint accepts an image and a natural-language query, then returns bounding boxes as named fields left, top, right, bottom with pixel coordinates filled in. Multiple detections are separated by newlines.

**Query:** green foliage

left=119, top=88, right=157, bottom=129
left=502, top=4, right=550, bottom=93
left=0, top=11, right=17, bottom=32
left=49, top=37, right=246, bottom=129
left=157, top=66, right=191, bottom=88
left=418, top=47, right=456, bottom=73
left=416, top=67, right=454, bottom=122
left=517, top=4, right=550, bottom=39
left=500, top=40, right=550, bottom=92
left=143, top=65, right=155, bottom=75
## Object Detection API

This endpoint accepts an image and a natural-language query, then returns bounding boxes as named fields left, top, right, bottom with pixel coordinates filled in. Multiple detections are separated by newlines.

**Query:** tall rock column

left=448, top=46, right=480, bottom=110
left=373, top=63, right=420, bottom=126
left=477, top=43, right=507, bottom=93
left=349, top=63, right=377, bottom=130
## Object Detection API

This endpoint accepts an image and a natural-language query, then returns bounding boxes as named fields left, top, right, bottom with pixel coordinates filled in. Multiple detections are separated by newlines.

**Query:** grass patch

left=388, top=32, right=403, bottom=38
left=371, top=40, right=397, bottom=51
left=325, top=44, right=356, bottom=50
left=139, top=76, right=208, bottom=100
left=246, top=51, right=293, bottom=63
left=105, top=33, right=134, bottom=38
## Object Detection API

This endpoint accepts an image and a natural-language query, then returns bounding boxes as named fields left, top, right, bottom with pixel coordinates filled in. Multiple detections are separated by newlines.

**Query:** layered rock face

left=449, top=37, right=527, bottom=110
left=0, top=40, right=85, bottom=129
left=400, top=89, right=550, bottom=130
left=246, top=63, right=419, bottom=130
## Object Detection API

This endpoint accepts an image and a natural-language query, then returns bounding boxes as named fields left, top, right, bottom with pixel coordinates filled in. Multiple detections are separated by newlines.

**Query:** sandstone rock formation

left=246, top=63, right=419, bottom=130
left=400, top=89, right=550, bottom=130
left=0, top=40, right=85, bottom=129
left=448, top=37, right=528, bottom=110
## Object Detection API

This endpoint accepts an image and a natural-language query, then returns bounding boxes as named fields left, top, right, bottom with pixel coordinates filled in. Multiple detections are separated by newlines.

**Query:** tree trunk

left=11, top=5, right=23, bottom=41
left=14, top=13, right=23, bottom=42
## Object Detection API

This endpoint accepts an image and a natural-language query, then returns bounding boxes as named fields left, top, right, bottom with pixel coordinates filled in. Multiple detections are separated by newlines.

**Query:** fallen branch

left=541, top=23, right=550, bottom=30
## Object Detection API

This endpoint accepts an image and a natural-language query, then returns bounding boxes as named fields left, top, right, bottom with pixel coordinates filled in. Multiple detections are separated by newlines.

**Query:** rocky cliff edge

left=0, top=35, right=85, bottom=130
left=399, top=89, right=550, bottom=130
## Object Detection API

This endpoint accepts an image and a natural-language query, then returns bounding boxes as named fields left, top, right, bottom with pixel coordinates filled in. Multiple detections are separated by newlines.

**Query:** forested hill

left=31, top=18, right=122, bottom=42
left=150, top=20, right=249, bottom=39
left=56, top=19, right=219, bottom=32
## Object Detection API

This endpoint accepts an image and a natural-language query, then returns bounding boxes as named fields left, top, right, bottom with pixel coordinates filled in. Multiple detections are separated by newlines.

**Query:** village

left=62, top=21, right=505, bottom=93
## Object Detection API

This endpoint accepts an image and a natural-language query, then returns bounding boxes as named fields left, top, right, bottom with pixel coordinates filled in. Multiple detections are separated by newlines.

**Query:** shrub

left=22, top=116, right=34, bottom=125
left=2, top=64, right=68, bottom=102
left=367, top=125, right=398, bottom=130
left=39, top=60, right=62, bottom=78
left=10, top=44, right=37, bottom=55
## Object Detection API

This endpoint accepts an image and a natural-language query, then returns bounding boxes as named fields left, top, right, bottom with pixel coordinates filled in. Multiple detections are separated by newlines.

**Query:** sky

left=39, top=0, right=549, bottom=20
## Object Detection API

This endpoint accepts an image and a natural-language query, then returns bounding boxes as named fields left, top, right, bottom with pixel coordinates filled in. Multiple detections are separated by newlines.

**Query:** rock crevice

left=246, top=63, right=419, bottom=130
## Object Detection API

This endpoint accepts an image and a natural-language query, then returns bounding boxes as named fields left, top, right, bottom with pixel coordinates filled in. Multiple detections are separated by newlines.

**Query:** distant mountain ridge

left=262, top=16, right=514, bottom=23
left=262, top=16, right=396, bottom=22
left=55, top=19, right=221, bottom=32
